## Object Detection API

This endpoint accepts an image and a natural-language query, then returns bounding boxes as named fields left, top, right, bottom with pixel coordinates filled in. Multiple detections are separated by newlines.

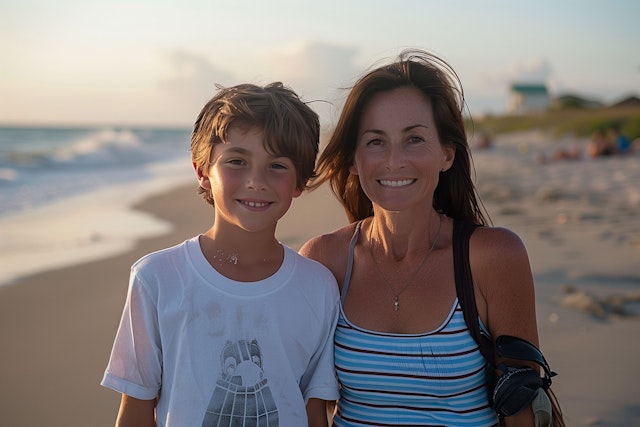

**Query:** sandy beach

left=0, top=183, right=347, bottom=427
left=1, top=131, right=639, bottom=426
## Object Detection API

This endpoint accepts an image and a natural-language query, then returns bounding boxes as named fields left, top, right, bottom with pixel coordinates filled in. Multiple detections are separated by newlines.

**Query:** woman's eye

left=408, top=135, right=425, bottom=144
left=366, top=138, right=383, bottom=147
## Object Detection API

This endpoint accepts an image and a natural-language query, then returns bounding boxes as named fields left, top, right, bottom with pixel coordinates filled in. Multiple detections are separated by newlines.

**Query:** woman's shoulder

left=469, top=225, right=533, bottom=297
left=471, top=225, right=528, bottom=258
left=299, top=222, right=359, bottom=261
left=299, top=222, right=362, bottom=286
left=469, top=225, right=538, bottom=343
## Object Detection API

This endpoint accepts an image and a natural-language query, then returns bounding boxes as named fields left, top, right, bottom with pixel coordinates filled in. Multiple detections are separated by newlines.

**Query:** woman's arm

left=471, top=226, right=539, bottom=345
left=471, top=227, right=539, bottom=426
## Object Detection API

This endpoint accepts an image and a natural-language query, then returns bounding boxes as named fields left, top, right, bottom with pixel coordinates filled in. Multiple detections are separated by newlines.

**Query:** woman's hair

left=313, top=49, right=488, bottom=225
left=191, top=82, right=320, bottom=205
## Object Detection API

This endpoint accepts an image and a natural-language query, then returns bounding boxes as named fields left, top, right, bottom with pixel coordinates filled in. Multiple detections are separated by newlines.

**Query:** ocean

left=0, top=126, right=195, bottom=286
left=0, top=126, right=194, bottom=217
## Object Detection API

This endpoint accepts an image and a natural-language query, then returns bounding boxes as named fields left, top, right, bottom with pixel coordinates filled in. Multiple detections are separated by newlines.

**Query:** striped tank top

left=333, top=221, right=498, bottom=427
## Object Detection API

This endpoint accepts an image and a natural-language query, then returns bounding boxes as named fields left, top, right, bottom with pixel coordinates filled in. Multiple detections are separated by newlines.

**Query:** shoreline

left=0, top=156, right=195, bottom=288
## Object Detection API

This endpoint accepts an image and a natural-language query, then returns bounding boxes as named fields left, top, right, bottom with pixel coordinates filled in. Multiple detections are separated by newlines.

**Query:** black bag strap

left=453, top=221, right=565, bottom=425
left=452, top=220, right=495, bottom=365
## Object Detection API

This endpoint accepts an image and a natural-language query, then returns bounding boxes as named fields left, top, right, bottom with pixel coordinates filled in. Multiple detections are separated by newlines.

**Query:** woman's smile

left=378, top=178, right=415, bottom=187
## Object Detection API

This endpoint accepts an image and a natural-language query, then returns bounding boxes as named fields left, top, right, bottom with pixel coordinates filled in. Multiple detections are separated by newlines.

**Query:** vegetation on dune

left=468, top=105, right=640, bottom=141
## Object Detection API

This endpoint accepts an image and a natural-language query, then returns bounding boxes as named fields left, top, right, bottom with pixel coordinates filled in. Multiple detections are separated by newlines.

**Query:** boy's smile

left=200, top=125, right=301, bottom=234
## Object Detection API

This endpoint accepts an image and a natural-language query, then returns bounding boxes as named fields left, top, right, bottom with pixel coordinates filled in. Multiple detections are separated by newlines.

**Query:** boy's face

left=197, top=126, right=301, bottom=233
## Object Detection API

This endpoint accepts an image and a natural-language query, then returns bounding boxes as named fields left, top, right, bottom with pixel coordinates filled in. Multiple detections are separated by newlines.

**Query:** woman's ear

left=194, top=163, right=212, bottom=189
left=349, top=161, right=359, bottom=176
left=441, top=145, right=455, bottom=172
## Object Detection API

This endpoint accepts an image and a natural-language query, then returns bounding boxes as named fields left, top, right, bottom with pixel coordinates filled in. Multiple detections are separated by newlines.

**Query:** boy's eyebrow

left=221, top=145, right=289, bottom=159
left=220, top=146, right=253, bottom=156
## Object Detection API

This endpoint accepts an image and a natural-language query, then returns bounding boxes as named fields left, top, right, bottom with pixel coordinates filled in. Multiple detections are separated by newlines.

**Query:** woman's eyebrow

left=360, top=124, right=429, bottom=137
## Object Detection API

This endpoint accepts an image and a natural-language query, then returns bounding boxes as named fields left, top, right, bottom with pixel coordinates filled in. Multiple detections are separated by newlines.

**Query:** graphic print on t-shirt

left=202, top=339, right=279, bottom=427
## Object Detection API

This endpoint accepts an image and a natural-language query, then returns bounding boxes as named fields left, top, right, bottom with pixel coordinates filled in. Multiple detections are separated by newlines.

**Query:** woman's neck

left=368, top=210, right=443, bottom=260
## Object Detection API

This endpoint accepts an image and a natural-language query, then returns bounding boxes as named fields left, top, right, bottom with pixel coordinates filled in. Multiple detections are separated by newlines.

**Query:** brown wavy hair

left=312, top=49, right=488, bottom=225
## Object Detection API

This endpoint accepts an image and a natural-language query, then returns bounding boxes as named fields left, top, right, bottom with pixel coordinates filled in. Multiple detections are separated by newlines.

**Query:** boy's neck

left=199, top=228, right=283, bottom=282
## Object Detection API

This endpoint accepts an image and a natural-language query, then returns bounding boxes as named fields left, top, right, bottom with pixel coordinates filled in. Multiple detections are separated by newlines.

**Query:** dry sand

left=1, top=138, right=639, bottom=425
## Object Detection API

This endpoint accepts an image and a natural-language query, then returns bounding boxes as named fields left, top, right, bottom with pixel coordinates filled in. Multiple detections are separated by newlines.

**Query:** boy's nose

left=246, top=168, right=267, bottom=190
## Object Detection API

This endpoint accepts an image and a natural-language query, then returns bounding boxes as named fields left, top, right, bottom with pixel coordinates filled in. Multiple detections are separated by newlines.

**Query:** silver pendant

left=394, top=296, right=399, bottom=312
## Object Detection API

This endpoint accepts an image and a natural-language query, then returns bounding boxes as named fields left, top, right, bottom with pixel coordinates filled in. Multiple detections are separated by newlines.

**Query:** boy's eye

left=271, top=163, right=288, bottom=170
left=226, top=158, right=245, bottom=166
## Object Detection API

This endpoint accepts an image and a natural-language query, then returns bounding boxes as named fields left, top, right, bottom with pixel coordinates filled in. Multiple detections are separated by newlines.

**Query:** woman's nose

left=385, top=144, right=406, bottom=170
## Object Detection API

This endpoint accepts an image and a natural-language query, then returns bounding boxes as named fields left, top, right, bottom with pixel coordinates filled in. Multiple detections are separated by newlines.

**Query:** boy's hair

left=191, top=82, right=320, bottom=205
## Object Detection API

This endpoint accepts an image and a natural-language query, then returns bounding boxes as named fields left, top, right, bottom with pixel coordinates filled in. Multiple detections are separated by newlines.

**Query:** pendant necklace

left=369, top=214, right=443, bottom=312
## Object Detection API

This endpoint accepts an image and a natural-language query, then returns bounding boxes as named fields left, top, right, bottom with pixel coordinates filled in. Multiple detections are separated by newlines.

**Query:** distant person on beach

left=101, top=83, right=339, bottom=426
left=587, top=129, right=616, bottom=158
left=536, top=144, right=582, bottom=164
left=475, top=131, right=493, bottom=150
left=300, top=49, right=564, bottom=426
left=608, top=125, right=631, bottom=154
left=587, top=127, right=638, bottom=158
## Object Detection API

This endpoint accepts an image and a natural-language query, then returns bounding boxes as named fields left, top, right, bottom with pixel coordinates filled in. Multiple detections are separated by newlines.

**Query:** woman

left=300, top=50, right=563, bottom=426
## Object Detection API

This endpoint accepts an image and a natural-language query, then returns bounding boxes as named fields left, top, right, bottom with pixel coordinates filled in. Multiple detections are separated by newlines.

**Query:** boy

left=101, top=83, right=340, bottom=426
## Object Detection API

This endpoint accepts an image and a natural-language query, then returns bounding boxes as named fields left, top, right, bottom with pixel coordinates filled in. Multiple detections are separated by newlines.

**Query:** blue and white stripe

left=333, top=300, right=498, bottom=427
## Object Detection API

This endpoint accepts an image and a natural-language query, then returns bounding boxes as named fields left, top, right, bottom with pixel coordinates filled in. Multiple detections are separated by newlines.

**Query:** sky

left=1, top=0, right=638, bottom=128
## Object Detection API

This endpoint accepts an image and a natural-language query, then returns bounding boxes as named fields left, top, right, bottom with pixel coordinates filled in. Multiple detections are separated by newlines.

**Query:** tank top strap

left=341, top=220, right=363, bottom=306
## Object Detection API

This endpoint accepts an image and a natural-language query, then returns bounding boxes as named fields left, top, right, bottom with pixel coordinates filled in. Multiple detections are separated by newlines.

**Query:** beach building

left=508, top=83, right=551, bottom=114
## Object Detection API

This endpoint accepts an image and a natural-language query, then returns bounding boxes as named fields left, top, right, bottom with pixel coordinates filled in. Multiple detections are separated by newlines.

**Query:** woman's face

left=350, top=86, right=454, bottom=213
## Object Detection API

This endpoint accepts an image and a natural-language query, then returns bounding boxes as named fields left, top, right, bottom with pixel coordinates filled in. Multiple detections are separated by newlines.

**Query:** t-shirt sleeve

left=299, top=271, right=340, bottom=402
left=101, top=267, right=162, bottom=400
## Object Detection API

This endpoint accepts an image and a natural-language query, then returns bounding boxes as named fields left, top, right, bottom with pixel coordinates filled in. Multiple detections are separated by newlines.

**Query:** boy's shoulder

left=132, top=236, right=198, bottom=271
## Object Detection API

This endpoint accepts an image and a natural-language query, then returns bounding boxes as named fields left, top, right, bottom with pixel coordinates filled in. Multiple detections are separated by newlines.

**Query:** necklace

left=212, top=248, right=239, bottom=266
left=368, top=214, right=443, bottom=312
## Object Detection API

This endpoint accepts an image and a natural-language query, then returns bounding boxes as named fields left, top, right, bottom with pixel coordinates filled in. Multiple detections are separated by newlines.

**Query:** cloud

left=478, top=58, right=554, bottom=88
left=506, top=58, right=553, bottom=84
left=259, top=41, right=362, bottom=126
left=158, top=49, right=236, bottom=108
left=263, top=42, right=361, bottom=99
left=153, top=43, right=372, bottom=127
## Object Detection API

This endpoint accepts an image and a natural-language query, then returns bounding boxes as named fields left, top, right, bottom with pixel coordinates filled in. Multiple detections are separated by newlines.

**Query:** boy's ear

left=292, top=188, right=303, bottom=199
left=194, top=163, right=212, bottom=189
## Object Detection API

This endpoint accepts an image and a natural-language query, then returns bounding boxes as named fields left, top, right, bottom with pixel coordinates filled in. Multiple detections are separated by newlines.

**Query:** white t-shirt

left=101, top=236, right=340, bottom=426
